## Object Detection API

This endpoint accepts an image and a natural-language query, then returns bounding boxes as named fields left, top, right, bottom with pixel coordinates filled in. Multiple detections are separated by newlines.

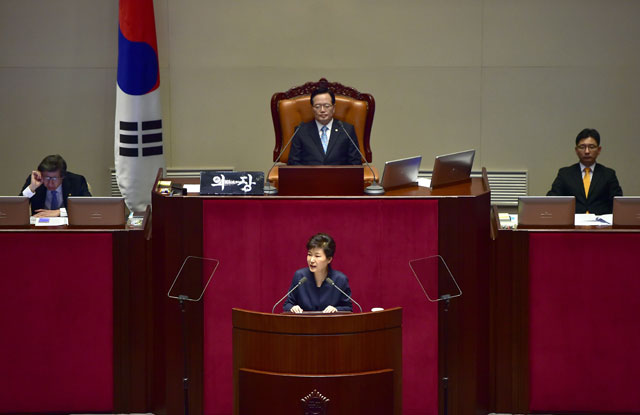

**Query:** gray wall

left=1, top=0, right=638, bottom=198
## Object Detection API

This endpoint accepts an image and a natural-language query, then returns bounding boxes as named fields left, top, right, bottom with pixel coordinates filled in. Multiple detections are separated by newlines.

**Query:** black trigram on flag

left=118, top=119, right=163, bottom=157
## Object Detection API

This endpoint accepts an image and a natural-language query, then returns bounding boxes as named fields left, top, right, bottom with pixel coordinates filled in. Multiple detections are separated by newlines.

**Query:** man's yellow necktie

left=583, top=167, right=591, bottom=197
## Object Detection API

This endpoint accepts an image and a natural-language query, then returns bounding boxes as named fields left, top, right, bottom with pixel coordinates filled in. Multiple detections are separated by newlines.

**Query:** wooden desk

left=152, top=177, right=491, bottom=415
left=0, top=219, right=153, bottom=414
left=491, top=227, right=640, bottom=414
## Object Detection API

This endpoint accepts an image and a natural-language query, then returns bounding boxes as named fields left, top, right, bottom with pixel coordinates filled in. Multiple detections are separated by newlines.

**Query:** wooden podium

left=232, top=308, right=402, bottom=414
left=275, top=165, right=365, bottom=196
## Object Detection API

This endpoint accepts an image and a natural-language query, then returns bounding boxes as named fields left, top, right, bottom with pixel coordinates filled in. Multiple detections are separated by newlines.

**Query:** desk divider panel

left=0, top=232, right=114, bottom=413
left=528, top=232, right=640, bottom=413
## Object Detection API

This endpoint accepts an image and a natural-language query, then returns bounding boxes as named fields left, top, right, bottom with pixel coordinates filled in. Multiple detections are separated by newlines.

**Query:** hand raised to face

left=29, top=170, right=43, bottom=192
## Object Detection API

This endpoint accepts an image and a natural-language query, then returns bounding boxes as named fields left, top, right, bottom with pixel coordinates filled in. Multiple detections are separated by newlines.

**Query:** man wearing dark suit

left=20, top=154, right=91, bottom=217
left=287, top=86, right=362, bottom=166
left=547, top=128, right=622, bottom=215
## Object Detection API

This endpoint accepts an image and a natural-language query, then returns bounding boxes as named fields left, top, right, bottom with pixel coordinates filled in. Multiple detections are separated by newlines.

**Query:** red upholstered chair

left=269, top=78, right=377, bottom=187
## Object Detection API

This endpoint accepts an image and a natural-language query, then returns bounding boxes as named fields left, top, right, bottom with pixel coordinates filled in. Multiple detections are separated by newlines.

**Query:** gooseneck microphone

left=337, top=120, right=385, bottom=195
left=271, top=276, right=308, bottom=313
left=326, top=277, right=363, bottom=313
left=264, top=124, right=302, bottom=195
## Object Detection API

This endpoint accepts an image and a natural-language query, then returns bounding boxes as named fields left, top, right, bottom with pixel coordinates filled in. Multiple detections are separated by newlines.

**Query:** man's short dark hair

left=306, top=233, right=336, bottom=258
left=575, top=128, right=600, bottom=146
left=310, top=87, right=335, bottom=106
left=38, top=154, right=67, bottom=176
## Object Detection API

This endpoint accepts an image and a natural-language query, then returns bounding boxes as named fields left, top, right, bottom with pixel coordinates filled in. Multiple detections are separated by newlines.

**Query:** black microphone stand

left=408, top=255, right=461, bottom=415
left=440, top=294, right=451, bottom=415
left=178, top=295, right=190, bottom=415
left=337, top=120, right=384, bottom=195
left=167, top=256, right=219, bottom=415
left=264, top=125, right=301, bottom=195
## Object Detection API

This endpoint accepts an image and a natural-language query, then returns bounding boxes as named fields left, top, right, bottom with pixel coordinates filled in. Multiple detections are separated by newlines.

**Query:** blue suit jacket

left=547, top=162, right=622, bottom=214
left=287, top=120, right=362, bottom=165
left=20, top=171, right=91, bottom=214
left=282, top=267, right=353, bottom=312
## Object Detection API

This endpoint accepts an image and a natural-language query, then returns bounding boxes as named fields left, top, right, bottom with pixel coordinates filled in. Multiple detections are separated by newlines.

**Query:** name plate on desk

left=200, top=171, right=264, bottom=195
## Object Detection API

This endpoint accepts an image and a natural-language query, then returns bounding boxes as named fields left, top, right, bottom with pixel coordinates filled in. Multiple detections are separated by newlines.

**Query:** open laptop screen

left=518, top=196, right=575, bottom=229
left=430, top=149, right=475, bottom=188
left=67, top=197, right=126, bottom=227
left=613, top=196, right=640, bottom=228
left=380, top=156, right=422, bottom=190
left=0, top=196, right=30, bottom=227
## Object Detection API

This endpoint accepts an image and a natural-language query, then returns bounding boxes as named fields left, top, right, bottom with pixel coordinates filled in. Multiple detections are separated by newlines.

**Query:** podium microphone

left=264, top=124, right=302, bottom=195
left=271, top=276, right=308, bottom=313
left=337, top=120, right=385, bottom=195
left=326, top=277, right=363, bottom=313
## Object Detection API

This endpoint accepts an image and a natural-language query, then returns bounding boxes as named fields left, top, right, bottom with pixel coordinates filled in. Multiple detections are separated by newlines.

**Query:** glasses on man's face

left=313, top=104, right=333, bottom=110
left=43, top=176, right=61, bottom=182
left=576, top=144, right=598, bottom=151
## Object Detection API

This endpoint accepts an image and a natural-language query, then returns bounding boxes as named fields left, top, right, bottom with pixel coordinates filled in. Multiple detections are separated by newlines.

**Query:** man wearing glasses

left=287, top=86, right=362, bottom=166
left=20, top=154, right=91, bottom=217
left=547, top=128, right=622, bottom=214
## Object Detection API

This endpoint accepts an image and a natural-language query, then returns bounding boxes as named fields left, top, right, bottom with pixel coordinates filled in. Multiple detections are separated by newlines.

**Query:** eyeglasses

left=576, top=145, right=598, bottom=151
left=312, top=104, right=334, bottom=110
left=43, top=176, right=61, bottom=182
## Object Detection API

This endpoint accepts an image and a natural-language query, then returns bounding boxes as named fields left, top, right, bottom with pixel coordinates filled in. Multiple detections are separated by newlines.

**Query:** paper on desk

left=417, top=178, right=431, bottom=188
left=32, top=217, right=69, bottom=226
left=574, top=213, right=611, bottom=226
left=499, top=213, right=518, bottom=229
left=184, top=184, right=200, bottom=193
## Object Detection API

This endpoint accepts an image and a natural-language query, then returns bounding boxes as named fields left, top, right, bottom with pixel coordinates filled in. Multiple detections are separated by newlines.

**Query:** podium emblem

left=301, top=389, right=329, bottom=415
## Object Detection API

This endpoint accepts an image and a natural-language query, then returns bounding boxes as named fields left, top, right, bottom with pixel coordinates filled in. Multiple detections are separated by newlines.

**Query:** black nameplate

left=200, top=171, right=264, bottom=195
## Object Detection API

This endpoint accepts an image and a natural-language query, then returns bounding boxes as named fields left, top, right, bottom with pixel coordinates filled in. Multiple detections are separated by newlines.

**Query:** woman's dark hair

left=306, top=233, right=336, bottom=258
left=37, top=154, right=67, bottom=176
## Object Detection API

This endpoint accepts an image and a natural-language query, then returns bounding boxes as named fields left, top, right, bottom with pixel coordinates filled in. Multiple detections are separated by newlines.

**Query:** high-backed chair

left=269, top=78, right=377, bottom=186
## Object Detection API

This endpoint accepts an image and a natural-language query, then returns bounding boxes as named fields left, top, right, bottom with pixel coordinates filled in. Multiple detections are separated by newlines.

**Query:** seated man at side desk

left=287, top=86, right=362, bottom=166
left=547, top=128, right=622, bottom=214
left=20, top=154, right=91, bottom=217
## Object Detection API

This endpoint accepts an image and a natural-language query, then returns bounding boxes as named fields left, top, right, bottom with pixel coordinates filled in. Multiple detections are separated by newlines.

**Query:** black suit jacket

left=20, top=171, right=92, bottom=214
left=287, top=120, right=362, bottom=165
left=546, top=162, right=622, bottom=215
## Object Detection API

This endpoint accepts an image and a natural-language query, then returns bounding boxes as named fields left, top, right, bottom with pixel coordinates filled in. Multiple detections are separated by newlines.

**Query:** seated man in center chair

left=287, top=86, right=362, bottom=166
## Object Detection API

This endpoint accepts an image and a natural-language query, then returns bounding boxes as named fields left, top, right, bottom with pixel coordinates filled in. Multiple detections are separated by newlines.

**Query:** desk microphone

left=326, top=277, right=363, bottom=313
left=264, top=124, right=302, bottom=195
left=337, top=120, right=385, bottom=195
left=271, top=276, right=308, bottom=313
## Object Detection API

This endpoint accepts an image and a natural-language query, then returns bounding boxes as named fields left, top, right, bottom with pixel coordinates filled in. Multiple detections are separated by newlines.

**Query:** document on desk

left=184, top=184, right=200, bottom=193
left=499, top=213, right=517, bottom=229
left=417, top=177, right=431, bottom=188
left=574, top=213, right=612, bottom=226
left=32, top=217, right=69, bottom=226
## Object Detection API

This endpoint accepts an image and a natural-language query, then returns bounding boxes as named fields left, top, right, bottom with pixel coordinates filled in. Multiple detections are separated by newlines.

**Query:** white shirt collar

left=580, top=162, right=597, bottom=172
left=315, top=119, right=333, bottom=133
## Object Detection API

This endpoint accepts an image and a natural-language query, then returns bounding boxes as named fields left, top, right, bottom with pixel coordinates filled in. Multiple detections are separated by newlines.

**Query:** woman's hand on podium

left=323, top=305, right=337, bottom=313
left=290, top=305, right=303, bottom=314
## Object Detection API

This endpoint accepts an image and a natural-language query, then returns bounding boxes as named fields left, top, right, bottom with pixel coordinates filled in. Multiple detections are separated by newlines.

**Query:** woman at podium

left=283, top=233, right=353, bottom=313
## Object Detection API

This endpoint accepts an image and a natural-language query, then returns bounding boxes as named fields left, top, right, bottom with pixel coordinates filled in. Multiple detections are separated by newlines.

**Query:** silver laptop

left=380, top=156, right=422, bottom=190
left=613, top=196, right=640, bottom=228
left=430, top=149, right=475, bottom=188
left=0, top=196, right=30, bottom=227
left=67, top=197, right=126, bottom=227
left=518, top=196, right=575, bottom=229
